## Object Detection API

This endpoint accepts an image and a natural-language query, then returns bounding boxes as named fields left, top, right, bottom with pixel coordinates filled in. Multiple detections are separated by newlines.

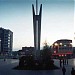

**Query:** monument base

left=13, top=56, right=59, bottom=70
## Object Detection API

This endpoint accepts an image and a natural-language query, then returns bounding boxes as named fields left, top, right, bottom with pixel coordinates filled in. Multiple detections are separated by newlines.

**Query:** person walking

left=71, top=67, right=75, bottom=75
left=62, top=66, right=66, bottom=75
left=60, top=59, right=62, bottom=67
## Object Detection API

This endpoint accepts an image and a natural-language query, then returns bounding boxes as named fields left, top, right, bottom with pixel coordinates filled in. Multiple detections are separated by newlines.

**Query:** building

left=32, top=0, right=42, bottom=59
left=12, top=51, right=19, bottom=59
left=18, top=47, right=34, bottom=57
left=0, top=27, right=13, bottom=56
left=51, top=39, right=73, bottom=59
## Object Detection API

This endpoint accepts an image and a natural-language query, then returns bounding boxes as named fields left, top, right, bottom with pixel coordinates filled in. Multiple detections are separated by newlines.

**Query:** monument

left=32, top=0, right=42, bottom=59
left=17, top=0, right=58, bottom=70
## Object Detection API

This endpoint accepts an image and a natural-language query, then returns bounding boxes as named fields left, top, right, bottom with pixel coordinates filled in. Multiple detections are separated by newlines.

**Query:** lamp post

left=54, top=43, right=59, bottom=53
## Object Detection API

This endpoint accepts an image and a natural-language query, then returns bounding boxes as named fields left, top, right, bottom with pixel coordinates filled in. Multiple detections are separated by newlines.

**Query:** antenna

left=36, top=0, right=38, bottom=15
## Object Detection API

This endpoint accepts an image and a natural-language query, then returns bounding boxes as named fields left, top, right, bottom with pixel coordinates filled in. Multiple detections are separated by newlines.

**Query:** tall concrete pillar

left=32, top=0, right=42, bottom=59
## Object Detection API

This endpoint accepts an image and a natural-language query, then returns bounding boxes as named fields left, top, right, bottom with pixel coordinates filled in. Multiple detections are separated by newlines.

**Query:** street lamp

left=60, top=43, right=62, bottom=46
left=54, top=43, right=58, bottom=46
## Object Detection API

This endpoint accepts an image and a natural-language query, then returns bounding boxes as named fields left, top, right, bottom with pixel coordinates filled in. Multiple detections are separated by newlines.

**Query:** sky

left=0, top=0, right=74, bottom=51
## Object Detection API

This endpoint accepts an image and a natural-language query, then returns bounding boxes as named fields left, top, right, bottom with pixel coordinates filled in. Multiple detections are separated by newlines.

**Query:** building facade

left=0, top=27, right=13, bottom=56
left=18, top=47, right=34, bottom=57
left=51, top=39, right=73, bottom=58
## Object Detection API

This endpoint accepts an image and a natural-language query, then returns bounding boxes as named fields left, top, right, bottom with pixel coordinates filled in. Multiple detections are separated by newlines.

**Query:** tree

left=42, top=43, right=53, bottom=65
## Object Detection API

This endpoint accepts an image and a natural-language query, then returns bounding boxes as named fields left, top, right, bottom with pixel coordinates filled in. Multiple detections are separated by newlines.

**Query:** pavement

left=0, top=59, right=75, bottom=75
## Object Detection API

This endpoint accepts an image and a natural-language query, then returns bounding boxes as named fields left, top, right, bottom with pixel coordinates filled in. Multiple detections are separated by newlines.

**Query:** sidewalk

left=0, top=59, right=74, bottom=75
left=53, top=59, right=75, bottom=75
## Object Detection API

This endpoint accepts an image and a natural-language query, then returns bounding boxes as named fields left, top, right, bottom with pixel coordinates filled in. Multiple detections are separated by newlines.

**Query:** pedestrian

left=64, top=59, right=66, bottom=65
left=63, top=59, right=65, bottom=65
left=67, top=59, right=68, bottom=65
left=60, top=59, right=62, bottom=67
left=4, top=58, right=6, bottom=61
left=62, top=66, right=66, bottom=75
left=71, top=67, right=75, bottom=75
